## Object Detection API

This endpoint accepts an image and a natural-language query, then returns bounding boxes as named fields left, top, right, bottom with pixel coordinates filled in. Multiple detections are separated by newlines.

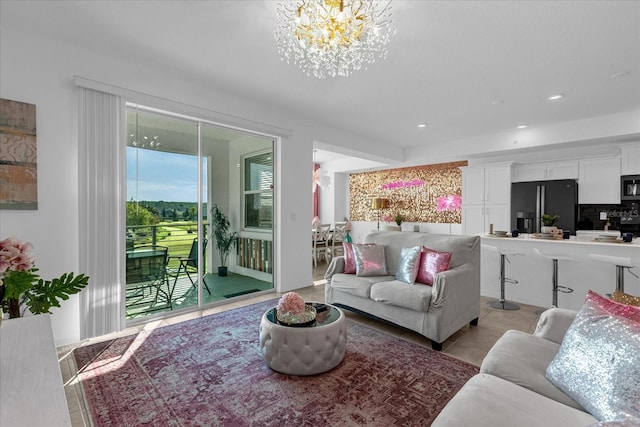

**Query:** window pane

left=245, top=192, right=273, bottom=229
left=125, top=109, right=201, bottom=319
left=245, top=152, right=273, bottom=191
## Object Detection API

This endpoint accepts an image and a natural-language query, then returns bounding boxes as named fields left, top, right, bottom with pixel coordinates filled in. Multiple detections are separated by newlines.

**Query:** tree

left=126, top=202, right=160, bottom=226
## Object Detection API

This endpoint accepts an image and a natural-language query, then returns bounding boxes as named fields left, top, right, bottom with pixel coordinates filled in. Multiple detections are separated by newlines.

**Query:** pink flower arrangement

left=0, top=236, right=89, bottom=318
left=277, top=292, right=306, bottom=314
left=436, top=194, right=462, bottom=212
left=0, top=236, right=35, bottom=287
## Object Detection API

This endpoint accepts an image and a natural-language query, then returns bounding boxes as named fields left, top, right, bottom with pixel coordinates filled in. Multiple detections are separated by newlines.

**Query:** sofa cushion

left=353, top=244, right=388, bottom=277
left=330, top=273, right=395, bottom=298
left=343, top=242, right=357, bottom=274
left=370, top=280, right=432, bottom=312
left=546, top=295, right=640, bottom=422
left=586, top=289, right=640, bottom=321
left=395, top=246, right=421, bottom=284
left=416, top=247, right=451, bottom=285
left=431, top=374, right=598, bottom=427
left=480, top=330, right=584, bottom=411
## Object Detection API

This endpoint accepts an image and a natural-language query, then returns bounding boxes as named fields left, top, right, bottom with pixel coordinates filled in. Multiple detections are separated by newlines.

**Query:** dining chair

left=312, top=224, right=331, bottom=267
left=330, top=222, right=348, bottom=258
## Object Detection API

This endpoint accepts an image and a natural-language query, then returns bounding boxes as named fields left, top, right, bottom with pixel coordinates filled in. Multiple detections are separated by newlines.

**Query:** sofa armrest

left=431, top=263, right=479, bottom=309
left=324, top=256, right=345, bottom=283
left=533, top=308, right=577, bottom=344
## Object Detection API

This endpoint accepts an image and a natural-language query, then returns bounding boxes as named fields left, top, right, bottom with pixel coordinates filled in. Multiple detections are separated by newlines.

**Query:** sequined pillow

left=353, top=244, right=388, bottom=277
left=546, top=296, right=640, bottom=422
left=588, top=420, right=640, bottom=427
left=587, top=290, right=640, bottom=322
left=416, top=247, right=452, bottom=285
left=611, top=290, right=640, bottom=307
left=343, top=242, right=356, bottom=274
left=395, top=246, right=422, bottom=284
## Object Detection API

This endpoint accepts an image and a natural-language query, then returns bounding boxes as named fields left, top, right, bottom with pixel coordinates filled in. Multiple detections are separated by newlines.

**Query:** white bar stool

left=533, top=248, right=576, bottom=308
left=483, top=244, right=523, bottom=310
left=588, top=254, right=637, bottom=293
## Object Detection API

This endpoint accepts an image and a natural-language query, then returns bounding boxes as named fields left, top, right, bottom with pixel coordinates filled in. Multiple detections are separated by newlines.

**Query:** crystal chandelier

left=274, top=0, right=394, bottom=78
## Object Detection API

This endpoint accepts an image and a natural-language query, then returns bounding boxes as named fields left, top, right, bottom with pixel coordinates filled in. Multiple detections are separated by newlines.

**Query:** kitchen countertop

left=480, top=232, right=640, bottom=311
left=482, top=233, right=640, bottom=247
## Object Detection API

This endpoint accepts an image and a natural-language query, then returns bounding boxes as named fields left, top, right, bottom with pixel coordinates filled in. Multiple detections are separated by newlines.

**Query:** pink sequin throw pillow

left=416, top=247, right=452, bottom=285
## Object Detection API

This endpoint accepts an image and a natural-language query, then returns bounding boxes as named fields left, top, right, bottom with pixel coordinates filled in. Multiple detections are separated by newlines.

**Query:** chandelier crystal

left=275, top=0, right=394, bottom=78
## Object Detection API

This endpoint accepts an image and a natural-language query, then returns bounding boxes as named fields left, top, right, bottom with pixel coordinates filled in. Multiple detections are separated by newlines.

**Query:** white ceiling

left=2, top=1, right=640, bottom=169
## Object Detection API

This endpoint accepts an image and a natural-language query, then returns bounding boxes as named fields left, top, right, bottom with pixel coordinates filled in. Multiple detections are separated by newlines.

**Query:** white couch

left=324, top=231, right=481, bottom=350
left=432, top=308, right=600, bottom=426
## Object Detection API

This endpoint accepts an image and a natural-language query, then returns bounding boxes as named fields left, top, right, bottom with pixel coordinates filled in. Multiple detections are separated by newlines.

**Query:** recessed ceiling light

left=492, top=100, right=504, bottom=105
left=611, top=71, right=630, bottom=79
left=547, top=93, right=564, bottom=101
left=417, top=123, right=427, bottom=128
left=517, top=124, right=528, bottom=129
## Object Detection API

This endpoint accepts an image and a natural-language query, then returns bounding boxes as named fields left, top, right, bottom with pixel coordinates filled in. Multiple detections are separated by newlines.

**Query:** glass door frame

left=124, top=102, right=278, bottom=326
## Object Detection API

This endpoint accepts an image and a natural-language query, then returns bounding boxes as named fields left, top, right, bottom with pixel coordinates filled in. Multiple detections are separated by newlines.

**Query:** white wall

left=0, top=23, right=388, bottom=345
left=2, top=16, right=638, bottom=345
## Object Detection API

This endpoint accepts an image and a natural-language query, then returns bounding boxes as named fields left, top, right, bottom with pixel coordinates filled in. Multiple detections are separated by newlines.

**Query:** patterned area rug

left=73, top=299, right=478, bottom=426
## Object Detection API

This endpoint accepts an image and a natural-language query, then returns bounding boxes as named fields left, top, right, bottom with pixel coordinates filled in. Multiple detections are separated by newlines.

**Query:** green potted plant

left=381, top=212, right=404, bottom=231
left=211, top=205, right=237, bottom=276
left=540, top=214, right=560, bottom=234
left=393, top=212, right=406, bottom=226
left=0, top=236, right=89, bottom=319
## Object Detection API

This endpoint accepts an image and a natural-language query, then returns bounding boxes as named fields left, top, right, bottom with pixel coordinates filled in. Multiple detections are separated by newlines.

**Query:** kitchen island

left=481, top=234, right=640, bottom=310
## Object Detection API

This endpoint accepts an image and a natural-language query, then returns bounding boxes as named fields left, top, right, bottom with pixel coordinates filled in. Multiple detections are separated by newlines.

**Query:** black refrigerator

left=511, top=179, right=578, bottom=234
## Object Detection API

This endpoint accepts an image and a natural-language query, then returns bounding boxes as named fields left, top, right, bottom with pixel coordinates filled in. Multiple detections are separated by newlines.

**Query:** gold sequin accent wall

left=349, top=161, right=467, bottom=223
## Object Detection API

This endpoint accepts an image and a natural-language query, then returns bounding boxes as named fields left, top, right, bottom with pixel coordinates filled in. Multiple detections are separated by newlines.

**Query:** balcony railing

left=126, top=221, right=209, bottom=270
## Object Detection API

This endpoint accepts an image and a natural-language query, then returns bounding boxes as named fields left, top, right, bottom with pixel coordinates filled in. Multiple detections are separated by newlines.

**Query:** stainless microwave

left=622, top=175, right=640, bottom=200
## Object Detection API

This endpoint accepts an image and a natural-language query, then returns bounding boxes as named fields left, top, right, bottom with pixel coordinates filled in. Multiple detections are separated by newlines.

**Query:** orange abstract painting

left=0, top=98, right=37, bottom=210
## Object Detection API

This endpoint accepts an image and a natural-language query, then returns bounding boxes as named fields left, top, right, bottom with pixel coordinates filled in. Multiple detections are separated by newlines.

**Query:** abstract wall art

left=0, top=98, right=37, bottom=210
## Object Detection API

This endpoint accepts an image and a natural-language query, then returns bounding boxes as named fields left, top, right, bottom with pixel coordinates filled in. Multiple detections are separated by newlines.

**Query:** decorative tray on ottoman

left=275, top=304, right=317, bottom=327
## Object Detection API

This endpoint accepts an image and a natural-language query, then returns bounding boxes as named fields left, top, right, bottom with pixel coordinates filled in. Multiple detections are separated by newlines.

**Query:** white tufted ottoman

left=259, top=303, right=347, bottom=376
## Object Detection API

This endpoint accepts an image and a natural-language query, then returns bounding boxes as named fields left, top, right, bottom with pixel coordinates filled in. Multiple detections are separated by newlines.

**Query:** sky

left=126, top=147, right=207, bottom=203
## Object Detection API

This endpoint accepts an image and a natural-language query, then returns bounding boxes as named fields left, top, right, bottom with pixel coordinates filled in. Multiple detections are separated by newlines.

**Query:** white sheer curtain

left=77, top=87, right=124, bottom=339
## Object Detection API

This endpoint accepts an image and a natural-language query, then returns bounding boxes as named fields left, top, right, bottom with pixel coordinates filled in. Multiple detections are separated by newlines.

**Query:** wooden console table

left=0, top=314, right=71, bottom=426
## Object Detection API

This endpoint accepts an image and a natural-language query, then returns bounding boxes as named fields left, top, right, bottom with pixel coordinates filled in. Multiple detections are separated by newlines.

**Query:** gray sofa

left=432, top=308, right=599, bottom=426
left=324, top=231, right=480, bottom=350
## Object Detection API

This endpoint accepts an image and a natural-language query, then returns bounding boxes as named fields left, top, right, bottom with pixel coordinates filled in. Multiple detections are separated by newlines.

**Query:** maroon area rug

left=73, top=300, right=478, bottom=426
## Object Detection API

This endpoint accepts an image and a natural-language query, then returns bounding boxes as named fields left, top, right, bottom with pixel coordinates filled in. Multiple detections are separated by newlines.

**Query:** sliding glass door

left=125, top=106, right=274, bottom=321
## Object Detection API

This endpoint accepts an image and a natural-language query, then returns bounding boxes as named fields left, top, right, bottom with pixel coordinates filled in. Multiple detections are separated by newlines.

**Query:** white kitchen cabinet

left=514, top=160, right=579, bottom=182
left=513, top=163, right=547, bottom=182
left=546, top=160, right=579, bottom=180
left=462, top=164, right=512, bottom=234
left=578, top=156, right=621, bottom=204
left=484, top=166, right=511, bottom=204
left=462, top=166, right=486, bottom=205
left=620, top=144, right=640, bottom=175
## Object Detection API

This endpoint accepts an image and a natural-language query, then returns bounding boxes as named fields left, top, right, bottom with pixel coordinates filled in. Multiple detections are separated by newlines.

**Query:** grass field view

left=125, top=220, right=273, bottom=319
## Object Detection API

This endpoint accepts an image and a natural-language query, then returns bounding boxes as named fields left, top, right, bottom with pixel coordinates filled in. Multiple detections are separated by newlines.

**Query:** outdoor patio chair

left=167, top=238, right=212, bottom=295
left=125, top=245, right=172, bottom=309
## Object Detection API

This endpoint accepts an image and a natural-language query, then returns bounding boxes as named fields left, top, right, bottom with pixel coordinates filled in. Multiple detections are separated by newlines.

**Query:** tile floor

left=58, top=261, right=544, bottom=426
